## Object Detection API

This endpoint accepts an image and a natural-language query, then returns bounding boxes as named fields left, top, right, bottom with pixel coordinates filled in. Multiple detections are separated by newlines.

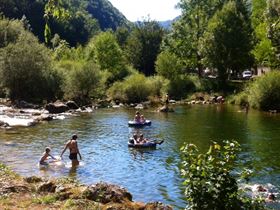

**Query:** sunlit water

left=0, top=105, right=280, bottom=209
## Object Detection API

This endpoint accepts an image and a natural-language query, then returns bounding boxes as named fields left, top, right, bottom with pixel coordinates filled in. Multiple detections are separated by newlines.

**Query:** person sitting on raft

left=138, top=134, right=148, bottom=144
left=39, top=147, right=57, bottom=165
left=134, top=111, right=141, bottom=122
left=140, top=115, right=146, bottom=123
left=132, top=133, right=139, bottom=144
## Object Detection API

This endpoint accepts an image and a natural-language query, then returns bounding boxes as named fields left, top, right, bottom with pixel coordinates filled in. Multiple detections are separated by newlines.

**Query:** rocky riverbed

left=0, top=100, right=93, bottom=129
left=0, top=163, right=172, bottom=209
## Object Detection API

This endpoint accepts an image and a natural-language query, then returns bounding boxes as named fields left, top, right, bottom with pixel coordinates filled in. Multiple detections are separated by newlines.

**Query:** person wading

left=60, top=134, right=82, bottom=167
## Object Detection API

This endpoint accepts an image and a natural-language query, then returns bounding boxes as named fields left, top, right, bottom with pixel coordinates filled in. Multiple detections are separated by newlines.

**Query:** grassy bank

left=0, top=163, right=172, bottom=210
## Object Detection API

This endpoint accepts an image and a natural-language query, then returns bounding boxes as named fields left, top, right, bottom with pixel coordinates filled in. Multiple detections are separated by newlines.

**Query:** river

left=0, top=104, right=280, bottom=209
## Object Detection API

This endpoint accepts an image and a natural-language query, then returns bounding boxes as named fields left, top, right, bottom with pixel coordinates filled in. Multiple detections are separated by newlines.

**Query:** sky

left=107, top=0, right=181, bottom=22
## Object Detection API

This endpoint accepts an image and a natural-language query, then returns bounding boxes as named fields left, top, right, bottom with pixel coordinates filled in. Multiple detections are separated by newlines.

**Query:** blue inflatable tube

left=128, top=120, right=151, bottom=127
left=128, top=141, right=157, bottom=148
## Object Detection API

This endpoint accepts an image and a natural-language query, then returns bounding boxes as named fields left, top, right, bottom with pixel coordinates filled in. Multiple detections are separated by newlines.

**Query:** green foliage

left=164, top=0, right=224, bottom=76
left=0, top=17, right=23, bottom=48
left=247, top=71, right=280, bottom=111
left=202, top=1, right=253, bottom=83
left=230, top=91, right=249, bottom=106
left=125, top=19, right=164, bottom=75
left=55, top=60, right=101, bottom=104
left=107, top=73, right=168, bottom=103
left=181, top=141, right=264, bottom=210
left=155, top=51, right=183, bottom=80
left=0, top=27, right=56, bottom=101
left=0, top=0, right=128, bottom=46
left=32, top=194, right=58, bottom=205
left=92, top=31, right=128, bottom=83
left=251, top=0, right=279, bottom=68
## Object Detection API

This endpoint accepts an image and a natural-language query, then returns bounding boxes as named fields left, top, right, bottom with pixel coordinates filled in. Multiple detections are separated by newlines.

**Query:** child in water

left=39, top=147, right=57, bottom=165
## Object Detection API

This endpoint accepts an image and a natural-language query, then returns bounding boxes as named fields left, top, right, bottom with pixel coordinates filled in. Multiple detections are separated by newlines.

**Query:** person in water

left=39, top=147, right=56, bottom=165
left=60, top=134, right=82, bottom=166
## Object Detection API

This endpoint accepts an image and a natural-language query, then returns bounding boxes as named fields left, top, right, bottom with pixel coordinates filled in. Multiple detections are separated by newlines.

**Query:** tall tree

left=266, top=0, right=280, bottom=68
left=252, top=0, right=279, bottom=68
left=163, top=0, right=224, bottom=76
left=202, top=0, right=253, bottom=84
left=125, top=20, right=164, bottom=76
left=92, top=31, right=128, bottom=83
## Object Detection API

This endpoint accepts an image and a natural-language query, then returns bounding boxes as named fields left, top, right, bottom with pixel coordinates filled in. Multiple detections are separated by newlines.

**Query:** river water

left=0, top=105, right=280, bottom=209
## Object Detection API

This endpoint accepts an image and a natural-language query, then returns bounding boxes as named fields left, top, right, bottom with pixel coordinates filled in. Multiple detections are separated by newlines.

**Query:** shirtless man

left=60, top=134, right=82, bottom=166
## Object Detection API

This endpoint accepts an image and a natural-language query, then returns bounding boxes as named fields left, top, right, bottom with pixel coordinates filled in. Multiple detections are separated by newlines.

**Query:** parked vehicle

left=242, top=70, right=252, bottom=79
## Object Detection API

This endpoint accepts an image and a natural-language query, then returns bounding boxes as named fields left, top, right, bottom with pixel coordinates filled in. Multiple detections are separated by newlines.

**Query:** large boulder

left=66, top=101, right=79, bottom=110
left=83, top=182, right=132, bottom=204
left=45, top=102, right=69, bottom=114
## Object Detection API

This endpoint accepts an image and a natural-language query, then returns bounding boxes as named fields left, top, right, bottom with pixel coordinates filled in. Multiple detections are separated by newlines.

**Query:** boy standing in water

left=39, top=147, right=56, bottom=165
left=60, top=134, right=82, bottom=167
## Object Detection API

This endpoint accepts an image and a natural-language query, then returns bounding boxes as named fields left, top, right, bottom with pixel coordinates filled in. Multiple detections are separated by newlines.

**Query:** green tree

left=252, top=0, right=278, bottom=68
left=91, top=31, right=128, bottom=83
left=202, top=1, right=253, bottom=84
left=125, top=20, right=164, bottom=76
left=164, top=0, right=224, bottom=76
left=0, top=30, right=55, bottom=101
left=155, top=51, right=183, bottom=80
left=266, top=0, right=280, bottom=68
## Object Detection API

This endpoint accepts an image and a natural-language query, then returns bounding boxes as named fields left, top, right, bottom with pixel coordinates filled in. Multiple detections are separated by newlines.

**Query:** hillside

left=0, top=0, right=129, bottom=45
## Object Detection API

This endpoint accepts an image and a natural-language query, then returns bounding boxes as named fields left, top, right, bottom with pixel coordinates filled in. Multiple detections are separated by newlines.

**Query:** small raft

left=128, top=120, right=151, bottom=127
left=128, top=139, right=163, bottom=149
left=128, top=141, right=157, bottom=148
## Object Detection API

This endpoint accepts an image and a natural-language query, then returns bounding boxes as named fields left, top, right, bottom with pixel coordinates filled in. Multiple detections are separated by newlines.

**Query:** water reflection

left=0, top=105, right=279, bottom=209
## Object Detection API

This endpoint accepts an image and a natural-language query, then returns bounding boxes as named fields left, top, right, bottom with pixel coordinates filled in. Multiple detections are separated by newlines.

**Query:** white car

left=242, top=70, right=252, bottom=79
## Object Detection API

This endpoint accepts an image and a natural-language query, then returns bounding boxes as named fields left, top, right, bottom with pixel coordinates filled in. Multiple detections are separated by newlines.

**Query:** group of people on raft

left=130, top=111, right=163, bottom=146
left=134, top=111, right=146, bottom=123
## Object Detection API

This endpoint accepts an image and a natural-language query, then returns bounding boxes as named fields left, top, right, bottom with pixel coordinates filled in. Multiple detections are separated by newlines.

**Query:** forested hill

left=0, top=0, right=129, bottom=46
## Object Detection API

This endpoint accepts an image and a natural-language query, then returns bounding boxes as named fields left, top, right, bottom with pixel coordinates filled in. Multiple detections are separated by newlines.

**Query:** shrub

left=168, top=75, right=196, bottom=99
left=56, top=60, right=101, bottom=104
left=247, top=71, right=280, bottom=111
left=107, top=73, right=169, bottom=103
left=181, top=141, right=264, bottom=210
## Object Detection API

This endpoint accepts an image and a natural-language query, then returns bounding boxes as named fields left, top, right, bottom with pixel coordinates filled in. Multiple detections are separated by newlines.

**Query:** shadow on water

left=0, top=105, right=280, bottom=209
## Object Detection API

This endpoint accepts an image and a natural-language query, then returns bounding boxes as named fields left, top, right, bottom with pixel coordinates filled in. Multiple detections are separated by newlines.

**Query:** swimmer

left=39, top=147, right=57, bottom=166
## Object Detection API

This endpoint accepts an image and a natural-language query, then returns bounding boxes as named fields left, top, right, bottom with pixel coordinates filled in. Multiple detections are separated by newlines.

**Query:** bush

left=247, top=71, right=280, bottom=111
left=56, top=60, right=101, bottom=104
left=107, top=73, right=169, bottom=103
left=168, top=75, right=196, bottom=99
left=181, top=141, right=264, bottom=210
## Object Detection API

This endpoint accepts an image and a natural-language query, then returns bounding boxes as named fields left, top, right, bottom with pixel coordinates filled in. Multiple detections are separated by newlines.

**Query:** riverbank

left=0, top=163, right=172, bottom=209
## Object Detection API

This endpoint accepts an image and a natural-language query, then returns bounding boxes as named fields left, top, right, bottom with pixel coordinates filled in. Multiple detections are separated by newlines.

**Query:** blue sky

left=108, top=0, right=181, bottom=21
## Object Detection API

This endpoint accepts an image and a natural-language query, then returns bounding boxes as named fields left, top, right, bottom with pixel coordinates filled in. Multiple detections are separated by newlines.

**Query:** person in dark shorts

left=60, top=134, right=82, bottom=166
